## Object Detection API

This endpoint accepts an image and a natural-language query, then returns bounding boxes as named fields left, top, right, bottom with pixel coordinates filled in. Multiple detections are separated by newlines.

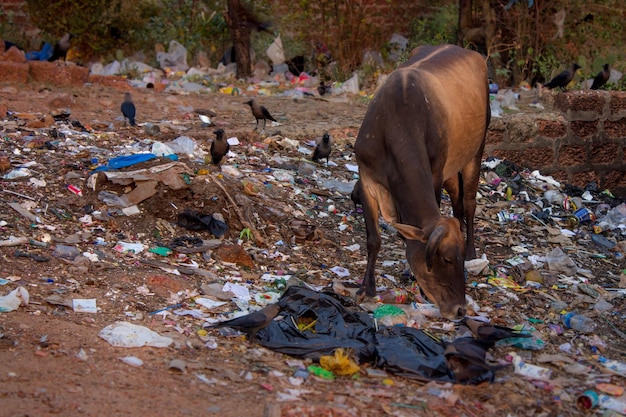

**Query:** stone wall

left=485, top=91, right=626, bottom=195
left=0, top=43, right=89, bottom=86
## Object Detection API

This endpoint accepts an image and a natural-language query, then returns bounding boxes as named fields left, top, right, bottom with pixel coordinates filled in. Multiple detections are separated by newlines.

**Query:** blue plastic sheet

left=25, top=43, right=53, bottom=61
left=93, top=153, right=179, bottom=172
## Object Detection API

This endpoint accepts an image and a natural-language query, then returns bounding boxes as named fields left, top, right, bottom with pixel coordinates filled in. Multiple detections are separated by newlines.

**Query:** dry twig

left=208, top=175, right=265, bottom=247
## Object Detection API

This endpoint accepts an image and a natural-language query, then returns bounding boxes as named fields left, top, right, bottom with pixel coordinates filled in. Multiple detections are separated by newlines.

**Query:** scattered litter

left=511, top=352, right=552, bottom=381
left=0, top=286, right=29, bottom=312
left=194, top=298, right=228, bottom=310
left=72, top=298, right=97, bottom=313
left=330, top=266, right=350, bottom=277
left=98, top=321, right=173, bottom=348
left=120, top=356, right=144, bottom=367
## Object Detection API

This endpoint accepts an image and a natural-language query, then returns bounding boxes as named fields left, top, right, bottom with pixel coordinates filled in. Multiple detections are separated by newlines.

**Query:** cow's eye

left=443, top=257, right=453, bottom=265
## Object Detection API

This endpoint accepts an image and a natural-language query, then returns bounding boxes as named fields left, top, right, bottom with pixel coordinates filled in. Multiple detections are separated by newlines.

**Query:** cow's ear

left=394, top=223, right=428, bottom=242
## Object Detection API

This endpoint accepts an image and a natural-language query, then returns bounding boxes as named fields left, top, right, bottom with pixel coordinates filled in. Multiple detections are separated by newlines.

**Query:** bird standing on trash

left=543, top=63, right=581, bottom=90
left=312, top=132, right=332, bottom=164
left=48, top=32, right=74, bottom=62
left=590, top=64, right=610, bottom=90
left=207, top=303, right=282, bottom=341
left=210, top=128, right=229, bottom=165
left=444, top=337, right=501, bottom=383
left=460, top=317, right=531, bottom=346
left=317, top=81, right=329, bottom=96
left=244, top=99, right=276, bottom=132
left=350, top=179, right=362, bottom=210
left=120, top=93, right=136, bottom=126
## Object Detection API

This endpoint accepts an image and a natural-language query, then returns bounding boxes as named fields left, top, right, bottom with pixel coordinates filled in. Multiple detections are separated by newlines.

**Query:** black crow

left=207, top=303, right=282, bottom=340
left=287, top=55, right=306, bottom=76
left=120, top=92, right=136, bottom=126
left=210, top=128, right=229, bottom=165
left=311, top=133, right=331, bottom=164
left=590, top=64, right=610, bottom=90
left=219, top=47, right=236, bottom=66
left=244, top=99, right=276, bottom=131
left=317, top=81, right=329, bottom=96
left=48, top=32, right=73, bottom=62
left=444, top=337, right=501, bottom=383
left=461, top=317, right=531, bottom=346
left=543, top=63, right=581, bottom=90
left=3, top=40, right=23, bottom=52
left=350, top=179, right=362, bottom=210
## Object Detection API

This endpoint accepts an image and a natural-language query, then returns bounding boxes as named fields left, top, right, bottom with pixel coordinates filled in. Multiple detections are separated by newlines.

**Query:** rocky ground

left=0, top=78, right=625, bottom=417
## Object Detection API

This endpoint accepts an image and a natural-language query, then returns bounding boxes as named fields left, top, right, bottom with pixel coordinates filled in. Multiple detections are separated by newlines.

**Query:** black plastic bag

left=177, top=209, right=228, bottom=237
left=250, top=286, right=497, bottom=384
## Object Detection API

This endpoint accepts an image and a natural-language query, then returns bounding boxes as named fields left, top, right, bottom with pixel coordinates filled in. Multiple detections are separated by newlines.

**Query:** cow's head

left=394, top=218, right=467, bottom=320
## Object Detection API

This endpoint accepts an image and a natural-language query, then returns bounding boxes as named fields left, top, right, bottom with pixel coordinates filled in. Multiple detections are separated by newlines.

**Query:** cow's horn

left=425, top=224, right=447, bottom=271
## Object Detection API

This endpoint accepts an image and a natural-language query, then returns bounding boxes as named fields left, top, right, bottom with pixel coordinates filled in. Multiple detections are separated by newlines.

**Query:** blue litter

left=92, top=153, right=179, bottom=172
left=25, top=42, right=53, bottom=61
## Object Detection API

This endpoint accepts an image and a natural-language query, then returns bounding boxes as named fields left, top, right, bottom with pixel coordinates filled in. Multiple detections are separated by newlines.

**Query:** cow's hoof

left=355, top=287, right=377, bottom=304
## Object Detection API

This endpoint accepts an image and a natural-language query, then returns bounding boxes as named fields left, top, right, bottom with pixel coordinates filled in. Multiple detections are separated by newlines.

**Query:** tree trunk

left=457, top=0, right=500, bottom=81
left=457, top=0, right=476, bottom=45
left=227, top=0, right=253, bottom=80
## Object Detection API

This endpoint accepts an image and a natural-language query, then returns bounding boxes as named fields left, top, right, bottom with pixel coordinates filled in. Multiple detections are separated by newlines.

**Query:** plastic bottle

left=549, top=300, right=567, bottom=312
left=52, top=244, right=80, bottom=260
left=374, top=289, right=410, bottom=304
left=577, top=390, right=599, bottom=410
left=562, top=312, right=597, bottom=333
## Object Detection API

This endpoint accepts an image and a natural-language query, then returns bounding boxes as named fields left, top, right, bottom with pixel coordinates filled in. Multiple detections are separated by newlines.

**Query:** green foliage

left=13, top=0, right=624, bottom=92
left=500, top=0, right=625, bottom=89
left=26, top=0, right=122, bottom=59
left=23, top=0, right=231, bottom=65
left=139, top=0, right=228, bottom=59
left=406, top=3, right=458, bottom=48
left=239, top=228, right=252, bottom=241
left=117, top=62, right=142, bottom=80
left=0, top=9, right=29, bottom=49
left=25, top=0, right=152, bottom=61
left=273, top=0, right=408, bottom=82
left=533, top=51, right=560, bottom=81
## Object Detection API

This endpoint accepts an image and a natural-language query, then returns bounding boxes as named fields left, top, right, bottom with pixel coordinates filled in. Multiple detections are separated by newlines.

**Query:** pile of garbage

left=86, top=37, right=363, bottom=99
left=0, top=77, right=625, bottom=415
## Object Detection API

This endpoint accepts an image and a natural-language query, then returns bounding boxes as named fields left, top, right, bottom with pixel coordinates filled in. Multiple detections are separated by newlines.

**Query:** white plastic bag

left=0, top=286, right=29, bottom=312
left=266, top=35, right=285, bottom=66
left=98, top=321, right=173, bottom=348
left=157, top=40, right=189, bottom=72
left=341, top=73, right=359, bottom=94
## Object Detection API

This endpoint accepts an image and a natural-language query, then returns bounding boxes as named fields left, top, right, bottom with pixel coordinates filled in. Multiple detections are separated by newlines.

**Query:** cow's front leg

left=357, top=184, right=381, bottom=299
left=444, top=173, right=465, bottom=229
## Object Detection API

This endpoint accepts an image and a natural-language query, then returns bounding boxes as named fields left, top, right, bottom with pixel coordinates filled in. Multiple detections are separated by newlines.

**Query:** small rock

left=48, top=93, right=74, bottom=108
left=1, top=46, right=26, bottom=63
left=215, top=244, right=255, bottom=269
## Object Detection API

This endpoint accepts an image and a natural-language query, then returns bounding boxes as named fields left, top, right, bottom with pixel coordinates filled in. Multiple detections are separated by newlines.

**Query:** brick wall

left=485, top=91, right=626, bottom=195
left=0, top=0, right=28, bottom=24
left=0, top=0, right=37, bottom=36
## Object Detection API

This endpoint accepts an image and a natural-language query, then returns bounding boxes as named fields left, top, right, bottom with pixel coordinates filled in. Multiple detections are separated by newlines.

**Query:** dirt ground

left=0, top=78, right=625, bottom=417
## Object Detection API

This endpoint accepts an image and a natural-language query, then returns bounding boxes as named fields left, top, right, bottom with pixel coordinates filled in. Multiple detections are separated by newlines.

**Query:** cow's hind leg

left=460, top=152, right=484, bottom=260
left=356, top=182, right=381, bottom=298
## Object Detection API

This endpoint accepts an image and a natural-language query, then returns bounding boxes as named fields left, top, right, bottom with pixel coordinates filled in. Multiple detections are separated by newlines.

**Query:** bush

left=24, top=0, right=232, bottom=66
left=406, top=2, right=458, bottom=49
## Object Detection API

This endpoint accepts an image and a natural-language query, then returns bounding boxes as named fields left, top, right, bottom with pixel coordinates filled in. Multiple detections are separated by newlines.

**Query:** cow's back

left=401, top=45, right=489, bottom=179
left=354, top=44, right=488, bottom=205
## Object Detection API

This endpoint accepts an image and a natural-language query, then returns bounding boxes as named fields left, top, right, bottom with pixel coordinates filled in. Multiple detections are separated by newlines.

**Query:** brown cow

left=354, top=44, right=490, bottom=320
